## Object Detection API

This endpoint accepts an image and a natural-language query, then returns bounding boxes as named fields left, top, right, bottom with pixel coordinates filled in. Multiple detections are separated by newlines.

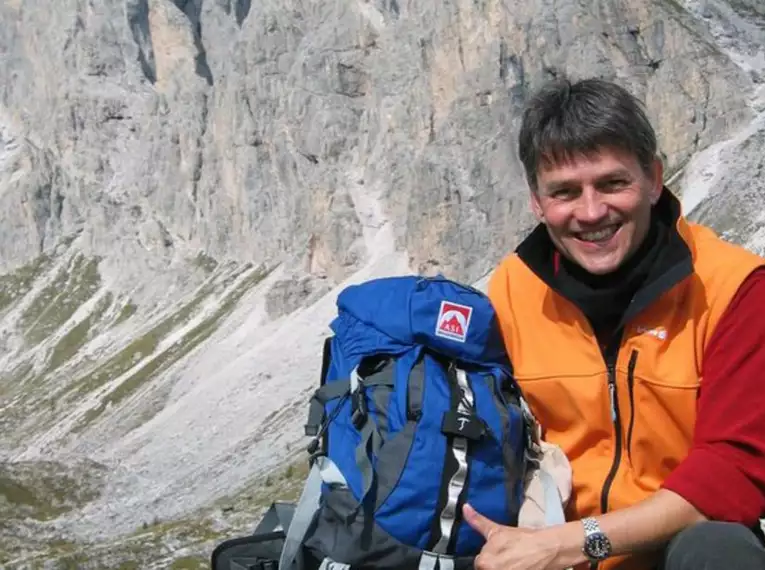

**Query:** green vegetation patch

left=0, top=455, right=309, bottom=569
left=101, top=266, right=270, bottom=419
left=0, top=361, right=34, bottom=393
left=68, top=285, right=216, bottom=403
left=211, top=455, right=311, bottom=523
left=19, top=254, right=102, bottom=347
left=191, top=252, right=219, bottom=274
left=114, top=300, right=138, bottom=326
left=170, top=556, right=209, bottom=569
left=0, top=254, right=52, bottom=314
left=70, top=265, right=271, bottom=432
left=0, top=460, right=107, bottom=522
left=45, top=292, right=114, bottom=374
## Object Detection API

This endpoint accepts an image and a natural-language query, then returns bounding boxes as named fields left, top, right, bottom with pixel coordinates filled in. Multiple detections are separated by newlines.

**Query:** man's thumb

left=462, top=503, right=499, bottom=540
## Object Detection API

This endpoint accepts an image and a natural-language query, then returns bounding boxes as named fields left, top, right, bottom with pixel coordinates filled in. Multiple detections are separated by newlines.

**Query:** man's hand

left=463, top=503, right=568, bottom=570
left=463, top=489, right=708, bottom=570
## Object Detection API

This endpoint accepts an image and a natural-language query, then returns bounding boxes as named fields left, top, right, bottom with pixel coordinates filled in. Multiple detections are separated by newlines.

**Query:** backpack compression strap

left=429, top=364, right=485, bottom=554
left=304, top=370, right=394, bottom=444
left=351, top=357, right=426, bottom=511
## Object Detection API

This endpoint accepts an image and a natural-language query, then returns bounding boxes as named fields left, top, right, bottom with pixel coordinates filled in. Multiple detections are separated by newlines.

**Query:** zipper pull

left=607, top=365, right=617, bottom=423
left=609, top=382, right=617, bottom=422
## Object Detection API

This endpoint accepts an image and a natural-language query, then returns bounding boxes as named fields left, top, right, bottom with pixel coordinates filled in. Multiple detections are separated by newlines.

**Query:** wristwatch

left=582, top=517, right=612, bottom=562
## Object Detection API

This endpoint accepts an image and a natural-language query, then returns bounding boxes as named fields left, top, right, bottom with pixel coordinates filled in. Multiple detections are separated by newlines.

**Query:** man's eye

left=605, top=179, right=629, bottom=189
left=552, top=189, right=574, bottom=199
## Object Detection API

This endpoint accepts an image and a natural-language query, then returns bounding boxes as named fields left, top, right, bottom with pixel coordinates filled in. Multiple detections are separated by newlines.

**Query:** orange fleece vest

left=488, top=217, right=763, bottom=570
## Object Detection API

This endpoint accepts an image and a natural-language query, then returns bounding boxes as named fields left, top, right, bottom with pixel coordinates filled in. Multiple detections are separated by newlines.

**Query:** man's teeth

left=579, top=226, right=617, bottom=241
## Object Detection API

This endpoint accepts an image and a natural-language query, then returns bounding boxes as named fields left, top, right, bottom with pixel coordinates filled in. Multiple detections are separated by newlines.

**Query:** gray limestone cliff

left=0, top=0, right=763, bottom=567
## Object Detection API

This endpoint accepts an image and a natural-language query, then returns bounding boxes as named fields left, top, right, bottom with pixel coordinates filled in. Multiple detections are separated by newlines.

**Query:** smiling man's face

left=530, top=147, right=663, bottom=275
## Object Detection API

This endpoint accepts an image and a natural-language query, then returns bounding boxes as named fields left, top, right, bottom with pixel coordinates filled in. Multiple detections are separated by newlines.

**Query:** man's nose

left=576, top=187, right=608, bottom=224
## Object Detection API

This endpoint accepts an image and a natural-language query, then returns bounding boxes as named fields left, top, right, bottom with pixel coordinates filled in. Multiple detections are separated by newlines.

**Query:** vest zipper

left=589, top=359, right=622, bottom=570
left=600, top=361, right=622, bottom=516
left=626, top=350, right=639, bottom=464
left=594, top=346, right=636, bottom=568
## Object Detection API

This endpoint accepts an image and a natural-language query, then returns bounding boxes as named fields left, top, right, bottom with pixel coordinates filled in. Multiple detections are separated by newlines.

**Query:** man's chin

left=578, top=257, right=624, bottom=275
left=557, top=240, right=628, bottom=275
left=568, top=250, right=626, bottom=276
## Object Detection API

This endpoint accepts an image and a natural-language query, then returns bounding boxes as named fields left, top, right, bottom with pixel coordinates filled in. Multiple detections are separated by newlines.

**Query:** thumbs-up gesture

left=463, top=503, right=565, bottom=570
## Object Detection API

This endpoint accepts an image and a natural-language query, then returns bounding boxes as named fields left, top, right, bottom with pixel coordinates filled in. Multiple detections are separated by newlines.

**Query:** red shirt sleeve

left=662, top=267, right=765, bottom=526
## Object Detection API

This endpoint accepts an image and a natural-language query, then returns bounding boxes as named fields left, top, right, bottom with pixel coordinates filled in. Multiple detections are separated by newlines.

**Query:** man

left=462, top=77, right=765, bottom=570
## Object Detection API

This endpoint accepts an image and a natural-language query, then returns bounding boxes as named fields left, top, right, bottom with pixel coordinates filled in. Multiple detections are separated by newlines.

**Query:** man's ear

left=530, top=188, right=545, bottom=222
left=649, top=157, right=664, bottom=205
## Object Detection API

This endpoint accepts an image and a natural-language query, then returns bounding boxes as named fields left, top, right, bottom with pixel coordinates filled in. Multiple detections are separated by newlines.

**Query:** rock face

left=0, top=0, right=763, bottom=566
left=1, top=0, right=759, bottom=284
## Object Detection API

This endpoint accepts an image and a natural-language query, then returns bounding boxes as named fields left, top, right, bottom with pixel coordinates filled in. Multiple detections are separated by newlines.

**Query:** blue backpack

left=279, top=275, right=563, bottom=570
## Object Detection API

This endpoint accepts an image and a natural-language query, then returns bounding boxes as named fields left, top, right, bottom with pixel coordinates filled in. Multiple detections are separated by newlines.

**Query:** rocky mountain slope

left=1, top=0, right=763, bottom=567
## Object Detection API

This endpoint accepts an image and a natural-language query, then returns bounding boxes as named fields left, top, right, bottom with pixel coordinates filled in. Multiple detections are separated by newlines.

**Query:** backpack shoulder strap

left=278, top=456, right=347, bottom=570
left=406, top=351, right=426, bottom=420
left=304, top=337, right=334, bottom=438
left=319, top=337, right=332, bottom=387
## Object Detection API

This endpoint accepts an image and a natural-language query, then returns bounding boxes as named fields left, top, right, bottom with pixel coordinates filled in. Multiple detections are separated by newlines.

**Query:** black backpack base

left=212, top=501, right=297, bottom=570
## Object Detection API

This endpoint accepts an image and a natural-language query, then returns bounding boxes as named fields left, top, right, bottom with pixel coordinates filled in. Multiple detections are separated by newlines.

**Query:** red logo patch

left=435, top=301, right=473, bottom=342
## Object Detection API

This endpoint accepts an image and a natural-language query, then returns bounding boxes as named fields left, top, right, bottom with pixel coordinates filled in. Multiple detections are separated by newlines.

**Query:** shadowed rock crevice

left=380, top=0, right=400, bottom=19
left=126, top=0, right=156, bottom=84
left=171, top=0, right=214, bottom=85
left=190, top=93, right=209, bottom=205
left=235, top=0, right=252, bottom=27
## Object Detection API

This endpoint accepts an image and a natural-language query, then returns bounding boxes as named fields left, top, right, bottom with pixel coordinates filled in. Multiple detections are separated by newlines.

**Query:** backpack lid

left=331, top=275, right=512, bottom=371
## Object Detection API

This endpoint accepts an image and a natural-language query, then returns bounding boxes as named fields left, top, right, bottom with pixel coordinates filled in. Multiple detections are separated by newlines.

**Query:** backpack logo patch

left=435, top=301, right=473, bottom=342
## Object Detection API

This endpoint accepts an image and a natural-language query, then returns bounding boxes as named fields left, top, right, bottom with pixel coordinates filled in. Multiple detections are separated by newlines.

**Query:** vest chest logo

left=435, top=301, right=473, bottom=342
left=636, top=325, right=667, bottom=341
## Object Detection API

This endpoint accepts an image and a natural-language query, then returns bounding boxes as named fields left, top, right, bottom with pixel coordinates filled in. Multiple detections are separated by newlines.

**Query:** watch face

left=585, top=533, right=611, bottom=559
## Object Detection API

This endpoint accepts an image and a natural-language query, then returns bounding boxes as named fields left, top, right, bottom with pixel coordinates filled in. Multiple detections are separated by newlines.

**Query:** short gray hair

left=518, top=77, right=658, bottom=191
